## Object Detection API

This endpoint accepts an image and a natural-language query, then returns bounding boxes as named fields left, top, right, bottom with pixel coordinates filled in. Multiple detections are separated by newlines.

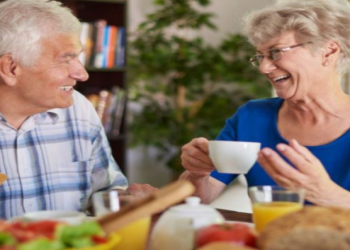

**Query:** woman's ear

left=322, top=41, right=340, bottom=67
left=0, top=54, right=19, bottom=86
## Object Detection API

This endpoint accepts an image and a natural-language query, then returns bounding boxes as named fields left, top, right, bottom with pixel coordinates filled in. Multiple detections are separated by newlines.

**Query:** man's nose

left=70, top=60, right=89, bottom=82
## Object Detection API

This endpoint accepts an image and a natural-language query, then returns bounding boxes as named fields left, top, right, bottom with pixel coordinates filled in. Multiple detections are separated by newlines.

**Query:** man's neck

left=0, top=87, right=30, bottom=130
left=0, top=111, right=28, bottom=130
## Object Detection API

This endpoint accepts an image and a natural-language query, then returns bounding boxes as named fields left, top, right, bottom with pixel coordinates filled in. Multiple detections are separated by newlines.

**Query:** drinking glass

left=248, top=186, right=304, bottom=233
left=92, top=189, right=151, bottom=250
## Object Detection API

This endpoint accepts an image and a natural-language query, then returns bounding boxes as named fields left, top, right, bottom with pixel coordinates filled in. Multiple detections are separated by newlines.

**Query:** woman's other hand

left=258, top=139, right=350, bottom=206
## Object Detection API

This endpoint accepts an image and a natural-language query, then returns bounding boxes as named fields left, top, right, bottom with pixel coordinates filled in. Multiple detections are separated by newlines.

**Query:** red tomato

left=0, top=221, right=10, bottom=231
left=5, top=220, right=61, bottom=242
left=25, top=220, right=60, bottom=239
left=195, top=223, right=256, bottom=248
left=91, top=235, right=108, bottom=244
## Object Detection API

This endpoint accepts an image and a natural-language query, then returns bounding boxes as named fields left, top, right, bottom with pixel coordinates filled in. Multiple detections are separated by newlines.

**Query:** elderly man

left=0, top=0, right=155, bottom=219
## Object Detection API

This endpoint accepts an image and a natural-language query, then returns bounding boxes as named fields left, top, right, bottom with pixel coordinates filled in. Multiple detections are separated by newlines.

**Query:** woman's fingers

left=289, top=139, right=321, bottom=163
left=181, top=138, right=213, bottom=165
left=258, top=148, right=304, bottom=182
left=181, top=157, right=214, bottom=172
left=275, top=143, right=314, bottom=175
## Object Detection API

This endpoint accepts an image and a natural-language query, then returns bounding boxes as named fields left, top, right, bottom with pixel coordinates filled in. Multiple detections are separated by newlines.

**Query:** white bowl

left=209, top=140, right=261, bottom=174
left=22, top=210, right=86, bottom=225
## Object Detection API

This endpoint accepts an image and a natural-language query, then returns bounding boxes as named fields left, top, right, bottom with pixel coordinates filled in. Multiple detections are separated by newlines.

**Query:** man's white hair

left=0, top=0, right=81, bottom=66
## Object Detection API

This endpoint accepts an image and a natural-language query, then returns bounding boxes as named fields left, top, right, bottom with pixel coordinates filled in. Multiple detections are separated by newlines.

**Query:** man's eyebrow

left=62, top=48, right=84, bottom=57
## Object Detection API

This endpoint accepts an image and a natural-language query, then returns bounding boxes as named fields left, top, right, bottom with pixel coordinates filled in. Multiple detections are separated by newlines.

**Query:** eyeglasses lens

left=250, top=49, right=282, bottom=67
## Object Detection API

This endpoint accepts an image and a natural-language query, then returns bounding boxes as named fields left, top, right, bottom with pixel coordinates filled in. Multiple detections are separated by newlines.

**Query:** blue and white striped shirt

left=0, top=91, right=128, bottom=219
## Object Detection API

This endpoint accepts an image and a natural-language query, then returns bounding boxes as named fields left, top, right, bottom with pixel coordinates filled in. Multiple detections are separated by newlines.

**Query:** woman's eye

left=256, top=55, right=264, bottom=61
left=270, top=49, right=281, bottom=60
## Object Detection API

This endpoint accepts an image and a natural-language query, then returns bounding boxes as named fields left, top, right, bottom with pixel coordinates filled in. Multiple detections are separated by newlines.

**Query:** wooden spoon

left=97, top=180, right=195, bottom=234
left=0, top=173, right=7, bottom=186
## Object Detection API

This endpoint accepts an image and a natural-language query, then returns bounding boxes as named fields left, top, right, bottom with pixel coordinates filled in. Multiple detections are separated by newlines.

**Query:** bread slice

left=258, top=206, right=350, bottom=250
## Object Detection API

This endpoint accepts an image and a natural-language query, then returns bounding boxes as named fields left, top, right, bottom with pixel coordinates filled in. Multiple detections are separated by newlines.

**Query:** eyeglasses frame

left=249, top=42, right=312, bottom=67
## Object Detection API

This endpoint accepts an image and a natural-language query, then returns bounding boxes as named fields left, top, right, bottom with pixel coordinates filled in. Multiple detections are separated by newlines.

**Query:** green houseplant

left=128, top=0, right=270, bottom=173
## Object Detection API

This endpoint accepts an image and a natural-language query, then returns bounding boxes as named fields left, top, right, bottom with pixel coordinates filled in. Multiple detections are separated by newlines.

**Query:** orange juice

left=252, top=201, right=302, bottom=233
left=114, top=216, right=150, bottom=250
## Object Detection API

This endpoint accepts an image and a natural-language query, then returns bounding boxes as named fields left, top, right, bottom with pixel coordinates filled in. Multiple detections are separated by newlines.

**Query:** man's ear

left=322, top=41, right=340, bottom=66
left=0, top=54, right=19, bottom=86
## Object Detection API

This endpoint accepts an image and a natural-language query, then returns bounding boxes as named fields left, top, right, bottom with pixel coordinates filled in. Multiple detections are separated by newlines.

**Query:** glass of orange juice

left=93, top=190, right=150, bottom=250
left=248, top=186, right=304, bottom=233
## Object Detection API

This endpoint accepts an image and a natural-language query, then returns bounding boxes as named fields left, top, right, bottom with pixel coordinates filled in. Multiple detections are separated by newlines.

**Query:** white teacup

left=208, top=140, right=261, bottom=173
left=22, top=210, right=86, bottom=225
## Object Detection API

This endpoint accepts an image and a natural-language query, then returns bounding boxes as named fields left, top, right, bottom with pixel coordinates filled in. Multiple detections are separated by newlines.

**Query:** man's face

left=14, top=34, right=89, bottom=114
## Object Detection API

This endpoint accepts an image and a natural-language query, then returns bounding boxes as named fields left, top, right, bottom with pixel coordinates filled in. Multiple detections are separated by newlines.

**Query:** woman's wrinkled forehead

left=255, top=31, right=298, bottom=52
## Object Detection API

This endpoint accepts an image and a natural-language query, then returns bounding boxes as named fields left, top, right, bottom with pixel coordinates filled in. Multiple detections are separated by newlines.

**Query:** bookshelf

left=60, top=0, right=128, bottom=173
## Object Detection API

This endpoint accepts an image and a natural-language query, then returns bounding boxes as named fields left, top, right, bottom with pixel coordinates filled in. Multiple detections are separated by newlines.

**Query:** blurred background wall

left=126, top=0, right=276, bottom=187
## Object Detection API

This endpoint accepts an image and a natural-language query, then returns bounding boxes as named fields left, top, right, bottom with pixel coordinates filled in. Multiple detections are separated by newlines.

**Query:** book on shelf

left=78, top=19, right=126, bottom=68
left=115, top=27, right=126, bottom=67
left=110, top=87, right=126, bottom=136
left=79, top=22, right=94, bottom=66
left=93, top=19, right=107, bottom=68
left=86, top=87, right=126, bottom=136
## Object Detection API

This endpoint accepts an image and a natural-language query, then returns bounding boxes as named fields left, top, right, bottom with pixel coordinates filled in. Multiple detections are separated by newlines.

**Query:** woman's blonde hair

left=243, top=0, right=350, bottom=73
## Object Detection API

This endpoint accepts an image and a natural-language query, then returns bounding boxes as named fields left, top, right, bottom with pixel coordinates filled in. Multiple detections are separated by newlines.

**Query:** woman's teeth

left=273, top=75, right=291, bottom=83
left=60, top=86, right=73, bottom=91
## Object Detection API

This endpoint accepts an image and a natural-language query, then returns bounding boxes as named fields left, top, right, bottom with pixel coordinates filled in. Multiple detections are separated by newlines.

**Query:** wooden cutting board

left=97, top=180, right=195, bottom=234
left=0, top=173, right=7, bottom=186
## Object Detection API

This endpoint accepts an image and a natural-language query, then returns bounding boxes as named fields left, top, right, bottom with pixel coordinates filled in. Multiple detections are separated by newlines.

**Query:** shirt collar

left=0, top=108, right=62, bottom=126
left=46, top=108, right=61, bottom=124
left=0, top=112, right=6, bottom=123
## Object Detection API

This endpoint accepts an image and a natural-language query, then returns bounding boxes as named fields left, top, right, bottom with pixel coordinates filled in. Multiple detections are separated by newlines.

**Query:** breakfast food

left=197, top=242, right=258, bottom=250
left=258, top=206, right=350, bottom=250
left=195, top=223, right=256, bottom=248
left=0, top=220, right=120, bottom=250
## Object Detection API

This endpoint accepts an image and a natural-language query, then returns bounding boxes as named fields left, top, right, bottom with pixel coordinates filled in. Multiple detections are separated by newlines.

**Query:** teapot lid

left=169, top=196, right=218, bottom=214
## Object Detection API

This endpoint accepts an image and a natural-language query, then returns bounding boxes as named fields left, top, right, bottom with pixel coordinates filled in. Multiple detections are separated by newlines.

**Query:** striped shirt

left=0, top=91, right=128, bottom=219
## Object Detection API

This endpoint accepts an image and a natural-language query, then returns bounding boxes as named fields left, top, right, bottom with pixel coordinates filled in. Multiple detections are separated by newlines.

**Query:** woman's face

left=255, top=31, right=326, bottom=100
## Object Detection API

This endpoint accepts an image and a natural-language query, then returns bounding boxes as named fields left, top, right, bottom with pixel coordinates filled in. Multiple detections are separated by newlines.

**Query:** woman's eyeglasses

left=249, top=42, right=312, bottom=67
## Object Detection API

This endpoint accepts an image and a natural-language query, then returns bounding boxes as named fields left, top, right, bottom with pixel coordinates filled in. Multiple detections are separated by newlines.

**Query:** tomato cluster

left=0, top=220, right=58, bottom=243
left=0, top=220, right=108, bottom=250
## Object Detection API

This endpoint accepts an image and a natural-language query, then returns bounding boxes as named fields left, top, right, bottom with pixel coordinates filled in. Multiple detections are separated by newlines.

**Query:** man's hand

left=116, top=183, right=159, bottom=207
left=126, top=183, right=158, bottom=198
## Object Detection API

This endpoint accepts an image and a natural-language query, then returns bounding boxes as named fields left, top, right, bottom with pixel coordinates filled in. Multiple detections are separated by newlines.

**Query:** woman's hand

left=181, top=137, right=215, bottom=176
left=180, top=137, right=226, bottom=204
left=257, top=139, right=349, bottom=206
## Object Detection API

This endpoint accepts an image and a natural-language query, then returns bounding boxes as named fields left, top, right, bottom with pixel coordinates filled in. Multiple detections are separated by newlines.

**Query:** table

left=216, top=209, right=252, bottom=223
left=151, top=208, right=252, bottom=230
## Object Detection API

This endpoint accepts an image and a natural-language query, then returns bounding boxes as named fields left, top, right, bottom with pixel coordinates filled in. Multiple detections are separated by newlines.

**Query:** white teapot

left=149, top=196, right=225, bottom=250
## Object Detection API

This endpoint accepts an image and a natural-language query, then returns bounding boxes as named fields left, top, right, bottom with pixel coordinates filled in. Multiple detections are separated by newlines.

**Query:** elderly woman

left=180, top=0, right=350, bottom=207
